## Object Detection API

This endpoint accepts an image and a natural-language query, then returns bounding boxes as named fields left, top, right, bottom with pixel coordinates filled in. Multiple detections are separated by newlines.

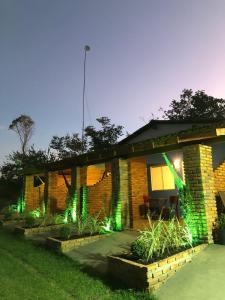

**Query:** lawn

left=0, top=228, right=157, bottom=300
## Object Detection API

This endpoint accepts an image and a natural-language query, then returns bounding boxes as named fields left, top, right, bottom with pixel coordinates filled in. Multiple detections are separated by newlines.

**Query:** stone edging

left=14, top=224, right=65, bottom=236
left=108, top=243, right=208, bottom=291
left=46, top=233, right=112, bottom=253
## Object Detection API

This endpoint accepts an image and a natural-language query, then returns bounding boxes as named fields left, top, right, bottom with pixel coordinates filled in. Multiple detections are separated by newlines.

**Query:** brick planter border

left=14, top=224, right=65, bottom=236
left=46, top=233, right=112, bottom=253
left=108, top=243, right=208, bottom=291
left=2, top=219, right=25, bottom=227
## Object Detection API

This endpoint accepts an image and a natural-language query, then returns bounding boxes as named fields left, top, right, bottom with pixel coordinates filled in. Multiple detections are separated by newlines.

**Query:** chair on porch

left=169, top=195, right=180, bottom=219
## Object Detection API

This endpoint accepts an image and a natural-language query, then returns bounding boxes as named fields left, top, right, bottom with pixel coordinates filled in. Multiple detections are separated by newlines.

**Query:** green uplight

left=113, top=191, right=122, bottom=231
left=63, top=208, right=69, bottom=224
left=101, top=217, right=112, bottom=233
left=162, top=152, right=209, bottom=243
left=81, top=186, right=88, bottom=220
left=71, top=192, right=77, bottom=223
left=162, top=153, right=185, bottom=191
left=17, top=195, right=25, bottom=213
left=32, top=208, right=41, bottom=218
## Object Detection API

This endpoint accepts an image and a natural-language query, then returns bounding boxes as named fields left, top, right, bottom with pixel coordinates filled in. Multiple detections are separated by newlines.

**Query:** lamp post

left=82, top=45, right=90, bottom=153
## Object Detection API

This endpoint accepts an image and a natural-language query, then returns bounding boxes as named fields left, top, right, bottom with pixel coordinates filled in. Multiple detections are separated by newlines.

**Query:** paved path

left=65, top=230, right=139, bottom=275
left=156, top=244, right=225, bottom=300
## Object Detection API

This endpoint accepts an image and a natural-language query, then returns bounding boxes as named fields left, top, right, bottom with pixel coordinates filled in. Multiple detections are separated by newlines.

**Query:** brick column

left=24, top=175, right=34, bottom=211
left=183, top=144, right=218, bottom=243
left=112, top=158, right=130, bottom=230
left=80, top=166, right=87, bottom=186
left=79, top=166, right=88, bottom=218
left=70, top=167, right=81, bottom=221
left=48, top=171, right=58, bottom=214
left=43, top=172, right=48, bottom=213
left=129, top=157, right=148, bottom=229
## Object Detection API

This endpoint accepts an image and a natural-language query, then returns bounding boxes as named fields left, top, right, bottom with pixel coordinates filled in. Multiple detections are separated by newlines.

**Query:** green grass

left=0, top=228, right=157, bottom=300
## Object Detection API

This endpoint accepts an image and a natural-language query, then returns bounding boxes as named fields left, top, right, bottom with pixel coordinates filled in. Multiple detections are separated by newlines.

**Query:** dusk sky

left=1, top=0, right=225, bottom=164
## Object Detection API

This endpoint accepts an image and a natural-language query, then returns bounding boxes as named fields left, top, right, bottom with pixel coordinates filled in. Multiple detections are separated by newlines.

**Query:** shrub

left=131, top=215, right=192, bottom=263
left=130, top=238, right=146, bottom=259
left=24, top=214, right=36, bottom=228
left=59, top=225, right=74, bottom=240
left=1, top=205, right=18, bottom=220
left=86, top=215, right=103, bottom=235
left=74, top=216, right=87, bottom=236
left=52, top=213, right=65, bottom=225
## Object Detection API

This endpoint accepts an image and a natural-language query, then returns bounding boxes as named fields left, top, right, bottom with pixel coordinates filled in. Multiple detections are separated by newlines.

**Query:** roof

left=24, top=120, right=225, bottom=175
left=119, top=119, right=222, bottom=144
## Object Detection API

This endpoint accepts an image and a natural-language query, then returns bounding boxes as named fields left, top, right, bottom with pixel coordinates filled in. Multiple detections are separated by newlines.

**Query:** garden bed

left=108, top=243, right=208, bottom=291
left=14, top=224, right=65, bottom=236
left=2, top=219, right=25, bottom=227
left=46, top=233, right=112, bottom=253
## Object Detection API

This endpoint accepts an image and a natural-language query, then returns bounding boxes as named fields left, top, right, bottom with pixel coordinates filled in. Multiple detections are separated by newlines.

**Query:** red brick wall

left=214, top=160, right=225, bottom=193
left=87, top=164, right=105, bottom=186
left=48, top=171, right=71, bottom=213
left=25, top=175, right=44, bottom=211
left=128, top=156, right=148, bottom=229
left=87, top=174, right=112, bottom=218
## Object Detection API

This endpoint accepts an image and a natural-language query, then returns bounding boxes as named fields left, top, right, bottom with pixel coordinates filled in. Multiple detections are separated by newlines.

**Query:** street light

left=82, top=45, right=91, bottom=153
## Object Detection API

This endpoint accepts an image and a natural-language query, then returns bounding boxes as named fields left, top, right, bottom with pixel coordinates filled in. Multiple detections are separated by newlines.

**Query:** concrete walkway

left=156, top=244, right=225, bottom=300
left=65, top=230, right=139, bottom=275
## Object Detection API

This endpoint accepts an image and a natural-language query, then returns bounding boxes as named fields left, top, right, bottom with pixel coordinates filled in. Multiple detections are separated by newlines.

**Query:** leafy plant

left=131, top=215, right=193, bottom=263
left=52, top=213, right=65, bottom=225
left=59, top=225, right=74, bottom=240
left=74, top=216, right=87, bottom=236
left=87, top=215, right=103, bottom=235
left=24, top=214, right=36, bottom=228
left=1, top=205, right=18, bottom=220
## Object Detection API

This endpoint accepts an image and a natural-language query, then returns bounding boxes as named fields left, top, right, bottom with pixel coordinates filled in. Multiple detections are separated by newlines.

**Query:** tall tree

left=49, top=133, right=87, bottom=159
left=85, top=117, right=124, bottom=151
left=163, top=89, right=225, bottom=121
left=0, top=146, right=54, bottom=182
left=9, top=115, right=34, bottom=155
left=49, top=117, right=124, bottom=159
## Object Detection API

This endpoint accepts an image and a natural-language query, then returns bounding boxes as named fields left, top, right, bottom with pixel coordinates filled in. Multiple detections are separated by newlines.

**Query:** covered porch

left=23, top=123, right=225, bottom=243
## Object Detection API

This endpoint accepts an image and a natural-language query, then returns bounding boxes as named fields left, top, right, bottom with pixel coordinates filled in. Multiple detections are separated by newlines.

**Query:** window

left=150, top=165, right=175, bottom=191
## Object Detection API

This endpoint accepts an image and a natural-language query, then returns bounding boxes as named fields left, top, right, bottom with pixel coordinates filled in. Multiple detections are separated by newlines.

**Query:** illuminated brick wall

left=87, top=173, right=112, bottom=218
left=214, top=160, right=225, bottom=193
left=48, top=171, right=71, bottom=213
left=86, top=164, right=105, bottom=186
left=183, top=144, right=218, bottom=243
left=128, top=156, right=148, bottom=229
left=111, top=159, right=130, bottom=230
left=24, top=175, right=44, bottom=211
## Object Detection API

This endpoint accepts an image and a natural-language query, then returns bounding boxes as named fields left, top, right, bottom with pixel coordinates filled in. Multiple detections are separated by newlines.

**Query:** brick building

left=24, top=120, right=225, bottom=243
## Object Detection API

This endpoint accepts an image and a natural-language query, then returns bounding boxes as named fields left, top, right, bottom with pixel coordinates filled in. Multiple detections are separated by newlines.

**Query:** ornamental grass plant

left=131, top=215, right=193, bottom=264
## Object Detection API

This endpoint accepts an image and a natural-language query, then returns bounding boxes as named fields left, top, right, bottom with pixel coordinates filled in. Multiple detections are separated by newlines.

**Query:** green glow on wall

left=162, top=153, right=185, bottom=191
left=162, top=152, right=208, bottom=243
left=102, top=217, right=112, bottom=232
left=71, top=192, right=77, bottom=223
left=115, top=201, right=122, bottom=230
left=113, top=190, right=122, bottom=231
left=81, top=186, right=88, bottom=220
left=42, top=201, right=46, bottom=216
left=17, top=195, right=25, bottom=213
left=32, top=208, right=41, bottom=218
left=63, top=208, right=69, bottom=224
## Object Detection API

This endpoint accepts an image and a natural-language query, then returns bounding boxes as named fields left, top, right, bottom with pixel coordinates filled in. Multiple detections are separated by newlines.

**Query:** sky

left=1, top=0, right=225, bottom=164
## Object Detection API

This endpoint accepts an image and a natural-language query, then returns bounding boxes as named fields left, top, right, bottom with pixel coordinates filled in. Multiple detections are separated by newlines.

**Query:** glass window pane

left=162, top=166, right=175, bottom=189
left=150, top=166, right=163, bottom=191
